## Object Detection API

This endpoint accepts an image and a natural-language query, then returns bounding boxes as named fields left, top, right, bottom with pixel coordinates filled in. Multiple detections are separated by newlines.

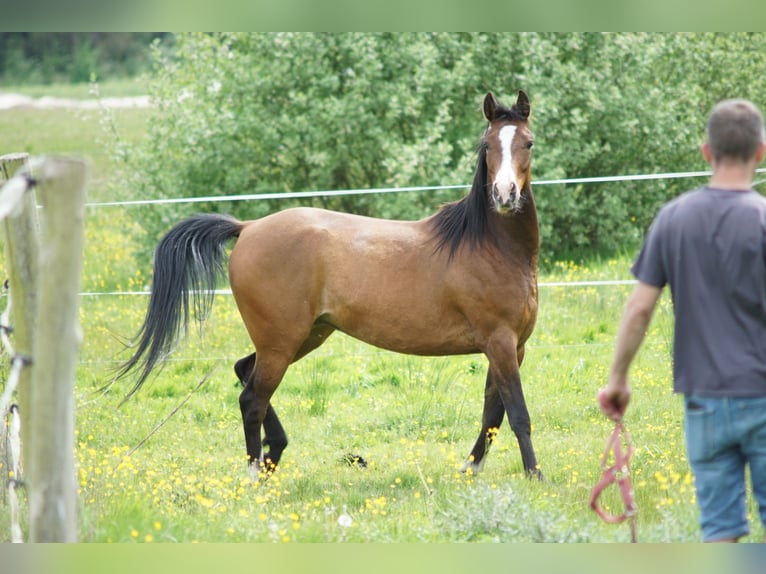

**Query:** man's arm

left=599, top=281, right=663, bottom=421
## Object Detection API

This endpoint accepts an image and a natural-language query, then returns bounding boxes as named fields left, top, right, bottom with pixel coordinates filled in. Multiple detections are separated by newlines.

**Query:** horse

left=117, top=90, right=542, bottom=479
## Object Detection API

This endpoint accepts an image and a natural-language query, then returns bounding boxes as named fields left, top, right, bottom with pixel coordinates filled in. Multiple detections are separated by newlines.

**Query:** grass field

left=1, top=82, right=764, bottom=543
left=67, top=267, right=693, bottom=544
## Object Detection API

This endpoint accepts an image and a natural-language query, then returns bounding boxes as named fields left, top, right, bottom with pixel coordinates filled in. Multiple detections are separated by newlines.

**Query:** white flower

left=338, top=510, right=352, bottom=528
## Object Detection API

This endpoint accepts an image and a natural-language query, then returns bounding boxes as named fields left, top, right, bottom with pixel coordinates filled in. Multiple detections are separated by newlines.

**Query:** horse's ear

left=483, top=92, right=499, bottom=121
left=514, top=90, right=530, bottom=120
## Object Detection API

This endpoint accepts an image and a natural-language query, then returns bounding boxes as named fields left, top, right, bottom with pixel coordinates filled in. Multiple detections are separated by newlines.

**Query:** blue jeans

left=684, top=394, right=766, bottom=541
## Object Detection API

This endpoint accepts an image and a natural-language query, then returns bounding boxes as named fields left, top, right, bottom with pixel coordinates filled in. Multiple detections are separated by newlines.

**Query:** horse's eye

left=526, top=141, right=535, bottom=150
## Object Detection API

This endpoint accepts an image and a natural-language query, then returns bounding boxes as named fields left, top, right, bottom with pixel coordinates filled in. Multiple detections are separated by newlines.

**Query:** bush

left=112, top=33, right=766, bottom=260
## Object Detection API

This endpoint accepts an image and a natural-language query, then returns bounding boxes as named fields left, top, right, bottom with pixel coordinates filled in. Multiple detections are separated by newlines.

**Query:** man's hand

left=598, top=383, right=631, bottom=422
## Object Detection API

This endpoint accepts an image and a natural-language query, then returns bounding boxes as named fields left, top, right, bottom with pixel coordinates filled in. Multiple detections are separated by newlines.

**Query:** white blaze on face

left=493, top=125, right=520, bottom=210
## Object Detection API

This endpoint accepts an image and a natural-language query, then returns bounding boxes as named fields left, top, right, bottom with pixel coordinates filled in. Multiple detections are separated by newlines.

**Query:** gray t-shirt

left=633, top=186, right=766, bottom=396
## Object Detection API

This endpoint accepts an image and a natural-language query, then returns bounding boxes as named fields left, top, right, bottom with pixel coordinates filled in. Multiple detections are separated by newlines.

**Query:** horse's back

left=232, top=207, right=426, bottom=271
left=228, top=207, right=478, bottom=354
left=228, top=206, right=536, bottom=357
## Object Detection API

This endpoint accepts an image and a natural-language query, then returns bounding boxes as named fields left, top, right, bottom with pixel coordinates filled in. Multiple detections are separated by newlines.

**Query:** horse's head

left=482, top=91, right=534, bottom=214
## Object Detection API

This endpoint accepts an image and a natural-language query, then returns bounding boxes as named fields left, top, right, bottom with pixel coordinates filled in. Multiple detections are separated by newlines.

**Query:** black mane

left=430, top=141, right=493, bottom=259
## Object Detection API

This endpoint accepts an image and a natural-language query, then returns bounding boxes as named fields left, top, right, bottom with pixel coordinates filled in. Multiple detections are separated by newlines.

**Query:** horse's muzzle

left=492, top=183, right=519, bottom=213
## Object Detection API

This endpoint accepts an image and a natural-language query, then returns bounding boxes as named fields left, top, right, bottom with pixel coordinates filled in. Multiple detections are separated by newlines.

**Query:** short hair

left=706, top=99, right=766, bottom=162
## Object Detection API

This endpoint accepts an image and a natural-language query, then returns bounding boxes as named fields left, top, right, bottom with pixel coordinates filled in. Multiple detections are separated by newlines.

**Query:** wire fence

left=79, top=167, right=766, bottom=298
left=79, top=279, right=638, bottom=299
left=84, top=167, right=766, bottom=209
left=74, top=169, right=692, bottom=374
left=1, top=293, right=25, bottom=543
left=78, top=278, right=638, bottom=373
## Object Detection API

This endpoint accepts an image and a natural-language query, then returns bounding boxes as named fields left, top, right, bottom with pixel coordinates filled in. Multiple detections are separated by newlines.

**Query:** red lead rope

left=590, top=422, right=638, bottom=542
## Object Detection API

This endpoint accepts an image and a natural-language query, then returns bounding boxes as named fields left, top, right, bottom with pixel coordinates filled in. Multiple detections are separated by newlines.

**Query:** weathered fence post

left=1, top=153, right=38, bottom=454
left=27, top=157, right=87, bottom=543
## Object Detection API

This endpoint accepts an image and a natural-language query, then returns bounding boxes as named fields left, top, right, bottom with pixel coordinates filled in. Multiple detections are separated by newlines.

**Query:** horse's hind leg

left=293, top=322, right=335, bottom=361
left=234, top=323, right=334, bottom=477
left=463, top=370, right=505, bottom=473
left=235, top=352, right=290, bottom=477
left=234, top=353, right=256, bottom=385
left=238, top=389, right=287, bottom=472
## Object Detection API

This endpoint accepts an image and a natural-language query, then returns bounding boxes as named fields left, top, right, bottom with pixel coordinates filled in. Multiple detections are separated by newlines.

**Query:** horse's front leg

left=486, top=338, right=542, bottom=479
left=463, top=370, right=505, bottom=473
left=504, top=374, right=542, bottom=479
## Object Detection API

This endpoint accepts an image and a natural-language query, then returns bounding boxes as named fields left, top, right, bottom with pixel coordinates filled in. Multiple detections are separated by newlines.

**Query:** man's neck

left=708, top=161, right=756, bottom=190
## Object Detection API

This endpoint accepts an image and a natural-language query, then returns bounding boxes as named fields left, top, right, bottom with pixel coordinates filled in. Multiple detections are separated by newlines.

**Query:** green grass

left=63, top=278, right=709, bottom=543
left=0, top=80, right=150, bottom=198
left=1, top=85, right=764, bottom=543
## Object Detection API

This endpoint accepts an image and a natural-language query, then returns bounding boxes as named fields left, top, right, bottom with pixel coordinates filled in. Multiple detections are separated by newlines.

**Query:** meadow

left=0, top=82, right=763, bottom=543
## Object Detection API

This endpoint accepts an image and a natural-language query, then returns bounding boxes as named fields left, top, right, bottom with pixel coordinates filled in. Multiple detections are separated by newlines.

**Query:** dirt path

left=0, top=93, right=151, bottom=110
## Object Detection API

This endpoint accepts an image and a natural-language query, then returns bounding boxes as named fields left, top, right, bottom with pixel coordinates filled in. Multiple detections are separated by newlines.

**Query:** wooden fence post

left=1, top=153, right=38, bottom=457
left=27, top=157, right=87, bottom=543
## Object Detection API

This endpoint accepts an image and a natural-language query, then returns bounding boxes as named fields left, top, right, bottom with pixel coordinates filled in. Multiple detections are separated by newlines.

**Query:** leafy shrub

left=113, top=33, right=766, bottom=260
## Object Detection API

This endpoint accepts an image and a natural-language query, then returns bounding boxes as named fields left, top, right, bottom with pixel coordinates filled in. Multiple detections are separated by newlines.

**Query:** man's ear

left=700, top=142, right=714, bottom=165
left=755, top=142, right=766, bottom=164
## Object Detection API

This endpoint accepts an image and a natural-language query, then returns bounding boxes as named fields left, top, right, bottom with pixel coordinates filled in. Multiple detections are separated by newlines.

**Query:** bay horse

left=118, top=90, right=542, bottom=479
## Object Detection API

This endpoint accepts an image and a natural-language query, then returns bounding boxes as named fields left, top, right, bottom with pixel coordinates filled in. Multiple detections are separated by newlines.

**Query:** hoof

left=526, top=467, right=545, bottom=481
left=248, top=457, right=277, bottom=482
left=460, top=457, right=486, bottom=474
left=340, top=453, right=368, bottom=468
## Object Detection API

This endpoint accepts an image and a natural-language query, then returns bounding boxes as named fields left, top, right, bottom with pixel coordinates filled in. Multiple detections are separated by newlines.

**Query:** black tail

left=117, top=213, right=243, bottom=398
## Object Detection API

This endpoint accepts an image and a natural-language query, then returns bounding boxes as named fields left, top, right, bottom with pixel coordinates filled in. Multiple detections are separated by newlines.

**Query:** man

left=599, top=98, right=766, bottom=543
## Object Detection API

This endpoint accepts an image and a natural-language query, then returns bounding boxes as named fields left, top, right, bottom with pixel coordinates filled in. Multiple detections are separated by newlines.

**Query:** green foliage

left=528, top=33, right=766, bottom=257
left=0, top=33, right=167, bottom=85
left=117, top=33, right=494, bottom=244
left=435, top=483, right=594, bottom=542
left=113, top=32, right=766, bottom=260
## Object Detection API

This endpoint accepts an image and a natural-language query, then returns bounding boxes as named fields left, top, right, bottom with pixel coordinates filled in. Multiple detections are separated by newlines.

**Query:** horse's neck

left=495, top=188, right=539, bottom=266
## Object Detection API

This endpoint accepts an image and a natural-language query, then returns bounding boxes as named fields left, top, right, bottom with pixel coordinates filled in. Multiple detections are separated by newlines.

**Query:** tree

left=113, top=33, right=766, bottom=261
left=0, top=33, right=166, bottom=84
